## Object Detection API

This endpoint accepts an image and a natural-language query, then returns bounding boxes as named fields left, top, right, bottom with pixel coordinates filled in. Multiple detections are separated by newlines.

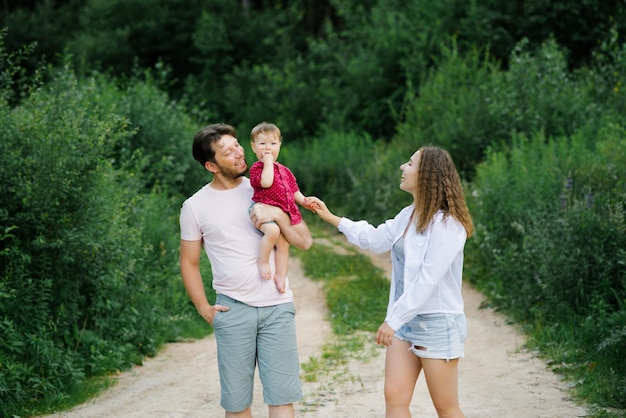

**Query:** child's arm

left=294, top=191, right=307, bottom=207
left=296, top=191, right=320, bottom=212
left=260, top=154, right=275, bottom=188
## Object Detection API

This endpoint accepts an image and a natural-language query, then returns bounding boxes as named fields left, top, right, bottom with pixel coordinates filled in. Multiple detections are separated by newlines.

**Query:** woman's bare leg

left=421, top=358, right=464, bottom=418
left=384, top=338, right=421, bottom=418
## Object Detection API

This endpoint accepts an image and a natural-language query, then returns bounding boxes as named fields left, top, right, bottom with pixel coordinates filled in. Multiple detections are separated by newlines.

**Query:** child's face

left=251, top=132, right=282, bottom=162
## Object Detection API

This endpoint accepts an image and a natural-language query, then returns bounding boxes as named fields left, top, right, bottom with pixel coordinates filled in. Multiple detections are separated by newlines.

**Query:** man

left=179, top=123, right=313, bottom=418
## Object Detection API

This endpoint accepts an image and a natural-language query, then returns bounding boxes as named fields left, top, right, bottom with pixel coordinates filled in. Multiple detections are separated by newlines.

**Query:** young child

left=249, top=122, right=315, bottom=293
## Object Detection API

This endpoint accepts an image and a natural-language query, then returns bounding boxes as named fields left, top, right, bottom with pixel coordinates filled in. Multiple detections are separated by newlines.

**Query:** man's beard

left=215, top=162, right=248, bottom=180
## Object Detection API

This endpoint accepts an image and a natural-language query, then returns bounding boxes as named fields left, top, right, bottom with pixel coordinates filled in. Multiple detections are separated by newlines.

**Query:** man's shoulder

left=186, top=178, right=251, bottom=198
left=182, top=183, right=211, bottom=205
left=239, top=176, right=252, bottom=192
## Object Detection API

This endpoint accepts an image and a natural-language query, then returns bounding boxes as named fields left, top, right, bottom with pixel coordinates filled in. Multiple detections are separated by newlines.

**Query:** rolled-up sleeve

left=337, top=206, right=414, bottom=254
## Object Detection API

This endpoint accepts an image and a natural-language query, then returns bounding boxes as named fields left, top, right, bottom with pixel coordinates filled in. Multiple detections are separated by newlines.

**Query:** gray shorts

left=395, top=313, right=467, bottom=361
left=213, top=294, right=302, bottom=412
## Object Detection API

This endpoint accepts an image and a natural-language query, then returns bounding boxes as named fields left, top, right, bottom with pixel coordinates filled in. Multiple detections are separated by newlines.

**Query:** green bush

left=0, top=66, right=138, bottom=414
left=396, top=41, right=500, bottom=177
left=465, top=120, right=626, bottom=408
left=0, top=64, right=210, bottom=416
left=0, top=27, right=44, bottom=106
left=0, top=1, right=82, bottom=74
left=49, top=67, right=205, bottom=197
left=590, top=26, right=626, bottom=121
left=397, top=38, right=608, bottom=179
left=486, top=38, right=602, bottom=142
left=282, top=128, right=408, bottom=225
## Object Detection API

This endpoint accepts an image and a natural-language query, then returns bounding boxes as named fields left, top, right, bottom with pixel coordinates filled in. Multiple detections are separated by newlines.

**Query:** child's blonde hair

left=250, top=122, right=282, bottom=143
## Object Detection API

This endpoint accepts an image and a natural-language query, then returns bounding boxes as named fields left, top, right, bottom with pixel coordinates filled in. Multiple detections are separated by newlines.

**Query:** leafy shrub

left=396, top=41, right=500, bottom=177
left=0, top=66, right=139, bottom=414
left=0, top=64, right=210, bottom=416
left=397, top=38, right=608, bottom=179
left=590, top=26, right=626, bottom=122
left=52, top=67, right=205, bottom=197
left=282, top=128, right=408, bottom=225
left=486, top=38, right=602, bottom=142
left=465, top=119, right=626, bottom=408
left=0, top=28, right=44, bottom=106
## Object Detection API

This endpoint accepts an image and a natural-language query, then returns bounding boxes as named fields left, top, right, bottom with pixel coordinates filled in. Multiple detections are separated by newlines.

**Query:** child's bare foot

left=274, top=274, right=286, bottom=293
left=258, top=261, right=272, bottom=280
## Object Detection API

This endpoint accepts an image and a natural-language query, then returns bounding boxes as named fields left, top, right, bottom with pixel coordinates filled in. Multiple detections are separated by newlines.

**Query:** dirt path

left=46, top=237, right=589, bottom=418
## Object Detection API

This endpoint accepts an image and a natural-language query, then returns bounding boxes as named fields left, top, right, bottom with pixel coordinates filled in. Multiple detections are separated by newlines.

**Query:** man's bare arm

left=250, top=203, right=313, bottom=250
left=179, top=239, right=228, bottom=325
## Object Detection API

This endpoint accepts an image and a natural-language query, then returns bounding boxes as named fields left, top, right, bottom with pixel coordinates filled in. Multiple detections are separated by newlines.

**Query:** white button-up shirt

left=338, top=205, right=467, bottom=331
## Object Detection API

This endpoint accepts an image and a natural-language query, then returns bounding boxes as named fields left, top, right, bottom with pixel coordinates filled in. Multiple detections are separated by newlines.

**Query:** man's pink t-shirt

left=249, top=161, right=302, bottom=225
left=179, top=178, right=293, bottom=306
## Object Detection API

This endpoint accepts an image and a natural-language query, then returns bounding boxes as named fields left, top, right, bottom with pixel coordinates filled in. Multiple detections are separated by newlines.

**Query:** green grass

left=292, top=224, right=389, bottom=335
left=300, top=333, right=371, bottom=383
left=293, top=223, right=390, bottom=388
left=523, top=321, right=626, bottom=418
left=18, top=375, right=116, bottom=418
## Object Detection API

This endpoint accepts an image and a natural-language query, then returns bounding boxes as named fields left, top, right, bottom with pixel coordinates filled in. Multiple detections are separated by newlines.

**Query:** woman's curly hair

left=413, top=146, right=474, bottom=237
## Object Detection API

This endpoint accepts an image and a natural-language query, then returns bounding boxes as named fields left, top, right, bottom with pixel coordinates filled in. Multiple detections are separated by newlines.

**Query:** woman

left=309, top=145, right=473, bottom=418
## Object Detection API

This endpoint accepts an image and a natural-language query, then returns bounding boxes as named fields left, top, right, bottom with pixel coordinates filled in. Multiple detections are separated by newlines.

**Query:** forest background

left=1, top=1, right=625, bottom=417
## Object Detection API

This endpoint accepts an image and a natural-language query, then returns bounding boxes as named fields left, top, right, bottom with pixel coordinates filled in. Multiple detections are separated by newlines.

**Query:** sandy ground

left=45, top=236, right=590, bottom=418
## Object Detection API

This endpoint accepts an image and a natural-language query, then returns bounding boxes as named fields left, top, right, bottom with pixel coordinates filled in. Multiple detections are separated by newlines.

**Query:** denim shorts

left=212, top=294, right=302, bottom=412
left=395, top=313, right=467, bottom=361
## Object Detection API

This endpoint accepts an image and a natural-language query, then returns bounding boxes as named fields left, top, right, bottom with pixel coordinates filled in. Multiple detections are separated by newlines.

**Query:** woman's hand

left=376, top=322, right=395, bottom=347
left=302, top=196, right=320, bottom=212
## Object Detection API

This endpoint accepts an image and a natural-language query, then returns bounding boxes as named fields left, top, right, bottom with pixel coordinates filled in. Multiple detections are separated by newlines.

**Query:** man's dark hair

left=192, top=123, right=237, bottom=166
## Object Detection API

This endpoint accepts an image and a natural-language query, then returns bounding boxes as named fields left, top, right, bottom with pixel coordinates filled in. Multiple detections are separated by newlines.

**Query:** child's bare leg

left=258, top=222, right=280, bottom=280
left=273, top=234, right=289, bottom=293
